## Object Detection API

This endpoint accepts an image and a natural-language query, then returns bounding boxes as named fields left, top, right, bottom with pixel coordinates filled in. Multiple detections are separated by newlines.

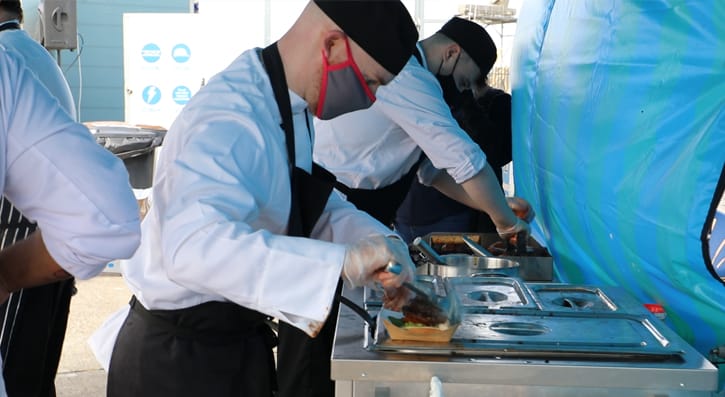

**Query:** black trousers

left=276, top=280, right=343, bottom=397
left=107, top=297, right=277, bottom=397
left=0, top=279, right=75, bottom=397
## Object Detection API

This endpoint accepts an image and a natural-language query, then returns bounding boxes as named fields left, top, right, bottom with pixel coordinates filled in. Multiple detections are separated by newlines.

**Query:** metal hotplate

left=368, top=311, right=684, bottom=362
left=365, top=278, right=687, bottom=362
left=446, top=276, right=537, bottom=310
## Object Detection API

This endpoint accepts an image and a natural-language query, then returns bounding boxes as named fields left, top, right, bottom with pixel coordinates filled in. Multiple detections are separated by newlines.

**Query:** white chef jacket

left=0, top=46, right=141, bottom=279
left=313, top=43, right=486, bottom=190
left=1, top=49, right=141, bottom=392
left=0, top=22, right=76, bottom=119
left=120, top=48, right=389, bottom=335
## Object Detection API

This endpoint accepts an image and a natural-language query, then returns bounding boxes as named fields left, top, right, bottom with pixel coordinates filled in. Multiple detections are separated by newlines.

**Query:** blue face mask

left=315, top=37, right=376, bottom=120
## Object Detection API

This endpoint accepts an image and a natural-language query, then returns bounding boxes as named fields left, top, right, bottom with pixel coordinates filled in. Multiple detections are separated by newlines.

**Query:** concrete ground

left=55, top=274, right=131, bottom=397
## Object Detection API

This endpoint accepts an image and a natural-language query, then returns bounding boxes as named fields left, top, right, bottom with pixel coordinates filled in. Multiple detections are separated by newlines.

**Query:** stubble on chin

left=306, top=64, right=323, bottom=115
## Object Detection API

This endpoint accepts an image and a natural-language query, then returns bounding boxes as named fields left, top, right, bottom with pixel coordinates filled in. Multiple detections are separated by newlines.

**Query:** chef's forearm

left=433, top=164, right=518, bottom=229
left=431, top=171, right=478, bottom=208
left=461, top=166, right=518, bottom=228
left=0, top=231, right=71, bottom=293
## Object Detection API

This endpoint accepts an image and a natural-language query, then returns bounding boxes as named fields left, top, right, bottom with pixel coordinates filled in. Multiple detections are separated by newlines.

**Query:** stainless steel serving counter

left=331, top=286, right=719, bottom=397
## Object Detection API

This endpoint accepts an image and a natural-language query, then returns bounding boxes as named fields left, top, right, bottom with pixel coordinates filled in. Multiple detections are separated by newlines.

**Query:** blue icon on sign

left=171, top=44, right=191, bottom=63
left=142, top=86, right=161, bottom=105
left=141, top=43, right=161, bottom=63
left=172, top=86, right=192, bottom=105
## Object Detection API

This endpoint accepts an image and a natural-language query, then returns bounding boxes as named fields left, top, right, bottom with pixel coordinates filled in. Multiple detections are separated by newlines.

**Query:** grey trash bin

left=85, top=121, right=166, bottom=189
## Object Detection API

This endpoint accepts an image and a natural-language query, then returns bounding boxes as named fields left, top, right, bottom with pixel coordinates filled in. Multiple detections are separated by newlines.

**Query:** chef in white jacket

left=314, top=17, right=532, bottom=233
left=0, top=45, right=142, bottom=397
left=0, top=2, right=85, bottom=395
left=103, top=2, right=419, bottom=397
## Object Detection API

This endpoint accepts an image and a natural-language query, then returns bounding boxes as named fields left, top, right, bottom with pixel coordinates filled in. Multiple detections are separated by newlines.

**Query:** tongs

left=504, top=231, right=528, bottom=256
left=412, top=237, right=447, bottom=266
left=461, top=235, right=494, bottom=257
left=385, top=261, right=439, bottom=307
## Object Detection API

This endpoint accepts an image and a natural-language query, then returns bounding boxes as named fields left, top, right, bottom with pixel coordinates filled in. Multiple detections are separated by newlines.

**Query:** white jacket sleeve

left=2, top=50, right=141, bottom=279
left=374, top=58, right=487, bottom=184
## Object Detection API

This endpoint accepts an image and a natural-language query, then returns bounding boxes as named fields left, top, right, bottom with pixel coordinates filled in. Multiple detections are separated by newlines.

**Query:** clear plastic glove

left=342, top=234, right=415, bottom=290
left=381, top=285, right=411, bottom=312
left=495, top=217, right=530, bottom=241
left=506, top=196, right=535, bottom=223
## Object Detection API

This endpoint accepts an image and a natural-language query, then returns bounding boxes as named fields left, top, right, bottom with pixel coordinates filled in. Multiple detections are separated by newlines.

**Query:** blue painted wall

left=23, top=0, right=189, bottom=122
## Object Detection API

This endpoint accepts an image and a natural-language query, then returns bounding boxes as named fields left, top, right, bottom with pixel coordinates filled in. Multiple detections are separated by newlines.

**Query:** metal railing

left=488, top=66, right=510, bottom=93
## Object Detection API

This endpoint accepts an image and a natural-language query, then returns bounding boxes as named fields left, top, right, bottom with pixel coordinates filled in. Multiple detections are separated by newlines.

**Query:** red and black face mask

left=315, top=37, right=375, bottom=120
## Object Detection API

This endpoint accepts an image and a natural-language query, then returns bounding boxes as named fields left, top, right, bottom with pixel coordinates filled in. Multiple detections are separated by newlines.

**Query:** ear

left=446, top=44, right=461, bottom=61
left=322, top=30, right=347, bottom=60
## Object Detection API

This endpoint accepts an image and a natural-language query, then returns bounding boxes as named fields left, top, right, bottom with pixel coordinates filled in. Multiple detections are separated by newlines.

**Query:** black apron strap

left=262, top=43, right=341, bottom=397
left=261, top=44, right=296, bottom=174
left=261, top=43, right=335, bottom=237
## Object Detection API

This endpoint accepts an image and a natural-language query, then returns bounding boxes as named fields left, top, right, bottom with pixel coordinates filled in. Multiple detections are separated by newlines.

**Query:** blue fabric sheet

left=511, top=0, right=725, bottom=371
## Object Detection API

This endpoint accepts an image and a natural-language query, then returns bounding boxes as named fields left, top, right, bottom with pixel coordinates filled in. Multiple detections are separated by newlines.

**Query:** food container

left=428, top=254, right=520, bottom=278
left=423, top=233, right=554, bottom=282
left=378, top=280, right=461, bottom=343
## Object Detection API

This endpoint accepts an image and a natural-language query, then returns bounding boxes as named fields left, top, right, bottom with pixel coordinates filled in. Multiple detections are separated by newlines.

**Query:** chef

left=314, top=17, right=532, bottom=234
left=0, top=40, right=142, bottom=397
left=103, top=2, right=419, bottom=397
left=0, top=2, right=84, bottom=395
left=303, top=17, right=533, bottom=396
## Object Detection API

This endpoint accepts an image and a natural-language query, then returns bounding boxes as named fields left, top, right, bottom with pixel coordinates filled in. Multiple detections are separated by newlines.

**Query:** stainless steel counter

left=331, top=286, right=719, bottom=397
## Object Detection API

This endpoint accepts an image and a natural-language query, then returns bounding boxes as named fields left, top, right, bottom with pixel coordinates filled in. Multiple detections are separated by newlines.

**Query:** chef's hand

left=506, top=196, right=535, bottom=223
left=495, top=217, right=530, bottom=241
left=342, top=234, right=415, bottom=290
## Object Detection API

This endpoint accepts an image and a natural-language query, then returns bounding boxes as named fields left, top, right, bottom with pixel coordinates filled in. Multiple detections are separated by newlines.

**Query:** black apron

left=260, top=43, right=341, bottom=397
left=0, top=21, right=76, bottom=397
left=334, top=162, right=420, bottom=228
left=107, top=42, right=336, bottom=397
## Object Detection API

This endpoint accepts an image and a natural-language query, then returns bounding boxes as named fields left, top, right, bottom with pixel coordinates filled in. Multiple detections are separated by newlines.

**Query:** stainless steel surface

left=427, top=254, right=520, bottom=278
left=333, top=284, right=719, bottom=397
left=446, top=276, right=536, bottom=309
left=461, top=234, right=495, bottom=257
left=368, top=278, right=683, bottom=360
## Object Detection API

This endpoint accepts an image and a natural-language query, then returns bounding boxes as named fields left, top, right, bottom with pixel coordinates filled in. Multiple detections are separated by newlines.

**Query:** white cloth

left=0, top=42, right=141, bottom=393
left=88, top=305, right=128, bottom=372
left=313, top=44, right=486, bottom=189
left=117, top=48, right=389, bottom=336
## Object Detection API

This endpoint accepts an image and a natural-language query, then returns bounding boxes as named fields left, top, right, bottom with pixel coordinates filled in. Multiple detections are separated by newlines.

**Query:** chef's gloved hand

left=342, top=234, right=415, bottom=290
left=506, top=196, right=535, bottom=223
left=495, top=217, right=530, bottom=241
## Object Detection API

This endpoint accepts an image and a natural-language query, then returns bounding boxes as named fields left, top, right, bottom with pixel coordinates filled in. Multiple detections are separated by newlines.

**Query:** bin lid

left=85, top=121, right=166, bottom=158
left=85, top=121, right=166, bottom=136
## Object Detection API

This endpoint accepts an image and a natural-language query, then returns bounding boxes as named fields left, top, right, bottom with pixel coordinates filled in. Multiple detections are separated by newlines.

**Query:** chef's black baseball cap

left=314, top=0, right=419, bottom=75
left=438, top=17, right=497, bottom=75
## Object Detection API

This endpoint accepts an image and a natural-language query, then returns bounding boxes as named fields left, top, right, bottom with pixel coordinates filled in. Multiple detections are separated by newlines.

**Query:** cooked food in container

left=381, top=292, right=460, bottom=343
